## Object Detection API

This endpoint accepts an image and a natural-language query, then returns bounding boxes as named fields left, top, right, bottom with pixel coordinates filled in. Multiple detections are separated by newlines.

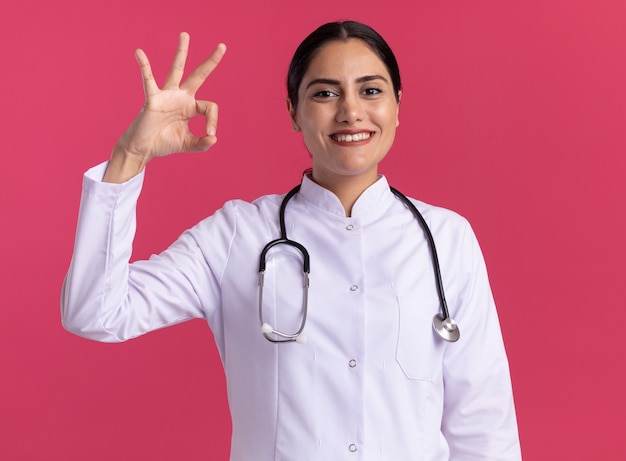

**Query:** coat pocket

left=395, top=294, right=447, bottom=382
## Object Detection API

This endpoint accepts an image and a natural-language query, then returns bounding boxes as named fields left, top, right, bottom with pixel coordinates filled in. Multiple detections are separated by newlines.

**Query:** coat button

left=346, top=224, right=354, bottom=231
left=349, top=444, right=357, bottom=452
left=349, top=359, right=357, bottom=368
left=350, top=285, right=358, bottom=291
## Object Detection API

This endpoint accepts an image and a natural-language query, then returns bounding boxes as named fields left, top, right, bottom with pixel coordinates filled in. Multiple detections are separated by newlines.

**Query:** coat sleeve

left=60, top=163, right=230, bottom=343
left=441, top=221, right=522, bottom=460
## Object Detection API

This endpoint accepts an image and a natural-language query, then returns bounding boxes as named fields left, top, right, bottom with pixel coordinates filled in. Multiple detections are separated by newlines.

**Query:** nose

left=336, top=93, right=364, bottom=124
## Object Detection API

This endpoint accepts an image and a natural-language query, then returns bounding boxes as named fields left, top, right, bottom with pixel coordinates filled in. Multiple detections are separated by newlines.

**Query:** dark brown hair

left=287, top=21, right=402, bottom=109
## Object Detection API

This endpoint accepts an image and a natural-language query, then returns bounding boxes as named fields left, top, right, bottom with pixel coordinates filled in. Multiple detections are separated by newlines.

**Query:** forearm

left=61, top=163, right=144, bottom=341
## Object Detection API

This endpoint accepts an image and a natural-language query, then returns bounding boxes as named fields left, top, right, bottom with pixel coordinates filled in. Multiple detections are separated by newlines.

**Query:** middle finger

left=163, top=32, right=191, bottom=89
left=181, top=43, right=227, bottom=94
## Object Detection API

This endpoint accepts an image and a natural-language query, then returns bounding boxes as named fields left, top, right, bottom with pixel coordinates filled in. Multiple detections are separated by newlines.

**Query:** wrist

left=102, top=145, right=150, bottom=183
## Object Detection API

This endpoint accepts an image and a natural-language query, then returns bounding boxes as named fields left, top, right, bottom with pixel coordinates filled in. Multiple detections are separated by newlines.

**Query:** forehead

left=302, top=39, right=391, bottom=83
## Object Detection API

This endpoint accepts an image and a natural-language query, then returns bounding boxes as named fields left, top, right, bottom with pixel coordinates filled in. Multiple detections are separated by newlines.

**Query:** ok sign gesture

left=104, top=33, right=226, bottom=183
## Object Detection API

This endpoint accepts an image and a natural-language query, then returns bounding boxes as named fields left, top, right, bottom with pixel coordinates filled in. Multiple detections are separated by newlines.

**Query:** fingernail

left=208, top=126, right=216, bottom=136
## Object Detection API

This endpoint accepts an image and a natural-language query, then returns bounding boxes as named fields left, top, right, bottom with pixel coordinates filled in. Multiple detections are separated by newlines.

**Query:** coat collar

left=298, top=174, right=395, bottom=218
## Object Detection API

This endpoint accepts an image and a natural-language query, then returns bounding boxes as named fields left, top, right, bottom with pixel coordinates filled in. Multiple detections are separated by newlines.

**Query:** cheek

left=381, top=104, right=400, bottom=130
left=295, top=112, right=325, bottom=155
left=297, top=107, right=327, bottom=137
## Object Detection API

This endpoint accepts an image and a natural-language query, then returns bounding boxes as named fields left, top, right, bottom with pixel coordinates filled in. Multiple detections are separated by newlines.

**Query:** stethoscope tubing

left=258, top=184, right=460, bottom=343
left=389, top=187, right=452, bottom=323
left=258, top=185, right=310, bottom=343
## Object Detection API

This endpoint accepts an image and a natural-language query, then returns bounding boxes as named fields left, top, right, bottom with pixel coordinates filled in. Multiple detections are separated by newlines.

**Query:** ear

left=286, top=98, right=301, bottom=132
left=395, top=90, right=402, bottom=127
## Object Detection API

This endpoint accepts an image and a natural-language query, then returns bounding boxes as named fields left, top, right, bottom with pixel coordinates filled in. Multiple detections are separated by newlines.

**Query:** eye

left=312, top=90, right=338, bottom=99
left=362, top=87, right=382, bottom=96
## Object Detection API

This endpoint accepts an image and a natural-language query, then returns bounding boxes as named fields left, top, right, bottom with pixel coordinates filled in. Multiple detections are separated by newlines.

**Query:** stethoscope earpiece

left=432, top=314, right=460, bottom=342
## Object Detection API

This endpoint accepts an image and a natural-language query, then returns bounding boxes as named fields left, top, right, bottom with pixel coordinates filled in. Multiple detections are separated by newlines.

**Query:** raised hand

left=104, top=33, right=226, bottom=183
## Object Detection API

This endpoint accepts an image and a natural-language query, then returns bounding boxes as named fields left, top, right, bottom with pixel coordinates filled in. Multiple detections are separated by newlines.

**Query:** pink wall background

left=1, top=0, right=625, bottom=459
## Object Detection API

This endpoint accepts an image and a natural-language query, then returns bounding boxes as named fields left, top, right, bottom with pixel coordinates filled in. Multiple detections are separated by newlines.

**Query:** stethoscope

left=258, top=184, right=460, bottom=344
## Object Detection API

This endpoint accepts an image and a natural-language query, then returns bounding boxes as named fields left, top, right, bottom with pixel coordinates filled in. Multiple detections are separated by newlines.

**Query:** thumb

left=183, top=132, right=218, bottom=152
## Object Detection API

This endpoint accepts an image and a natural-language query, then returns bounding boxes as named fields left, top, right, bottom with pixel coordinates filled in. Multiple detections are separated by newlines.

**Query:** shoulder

left=187, top=192, right=286, bottom=238
left=398, top=194, right=483, bottom=259
left=224, top=192, right=285, bottom=220
left=404, top=196, right=471, bottom=233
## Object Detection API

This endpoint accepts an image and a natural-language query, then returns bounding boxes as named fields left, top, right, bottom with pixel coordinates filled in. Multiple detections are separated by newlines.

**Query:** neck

left=310, top=171, right=379, bottom=217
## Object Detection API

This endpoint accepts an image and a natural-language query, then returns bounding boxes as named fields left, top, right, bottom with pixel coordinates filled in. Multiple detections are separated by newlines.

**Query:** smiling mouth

left=331, top=132, right=373, bottom=143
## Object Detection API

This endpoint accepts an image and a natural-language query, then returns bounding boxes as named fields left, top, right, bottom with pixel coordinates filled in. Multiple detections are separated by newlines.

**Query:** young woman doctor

left=62, top=21, right=521, bottom=460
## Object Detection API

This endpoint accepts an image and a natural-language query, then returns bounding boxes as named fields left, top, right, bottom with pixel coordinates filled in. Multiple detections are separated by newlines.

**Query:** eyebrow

left=305, top=74, right=389, bottom=89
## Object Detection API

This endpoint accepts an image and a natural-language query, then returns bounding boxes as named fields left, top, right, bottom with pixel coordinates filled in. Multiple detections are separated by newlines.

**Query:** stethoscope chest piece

left=432, top=313, right=460, bottom=342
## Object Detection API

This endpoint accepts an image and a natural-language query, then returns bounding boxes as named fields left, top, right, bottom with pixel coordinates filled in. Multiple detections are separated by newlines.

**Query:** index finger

left=181, top=43, right=227, bottom=94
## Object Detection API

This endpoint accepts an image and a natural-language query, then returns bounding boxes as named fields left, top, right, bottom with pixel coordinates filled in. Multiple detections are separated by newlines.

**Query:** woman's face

left=289, top=39, right=400, bottom=189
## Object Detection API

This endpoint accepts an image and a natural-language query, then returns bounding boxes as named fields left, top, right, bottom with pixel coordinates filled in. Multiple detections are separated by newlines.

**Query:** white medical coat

left=62, top=163, right=522, bottom=460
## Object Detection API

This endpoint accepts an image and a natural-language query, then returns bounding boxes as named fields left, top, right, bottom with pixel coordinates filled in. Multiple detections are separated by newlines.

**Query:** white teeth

left=332, top=132, right=371, bottom=142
